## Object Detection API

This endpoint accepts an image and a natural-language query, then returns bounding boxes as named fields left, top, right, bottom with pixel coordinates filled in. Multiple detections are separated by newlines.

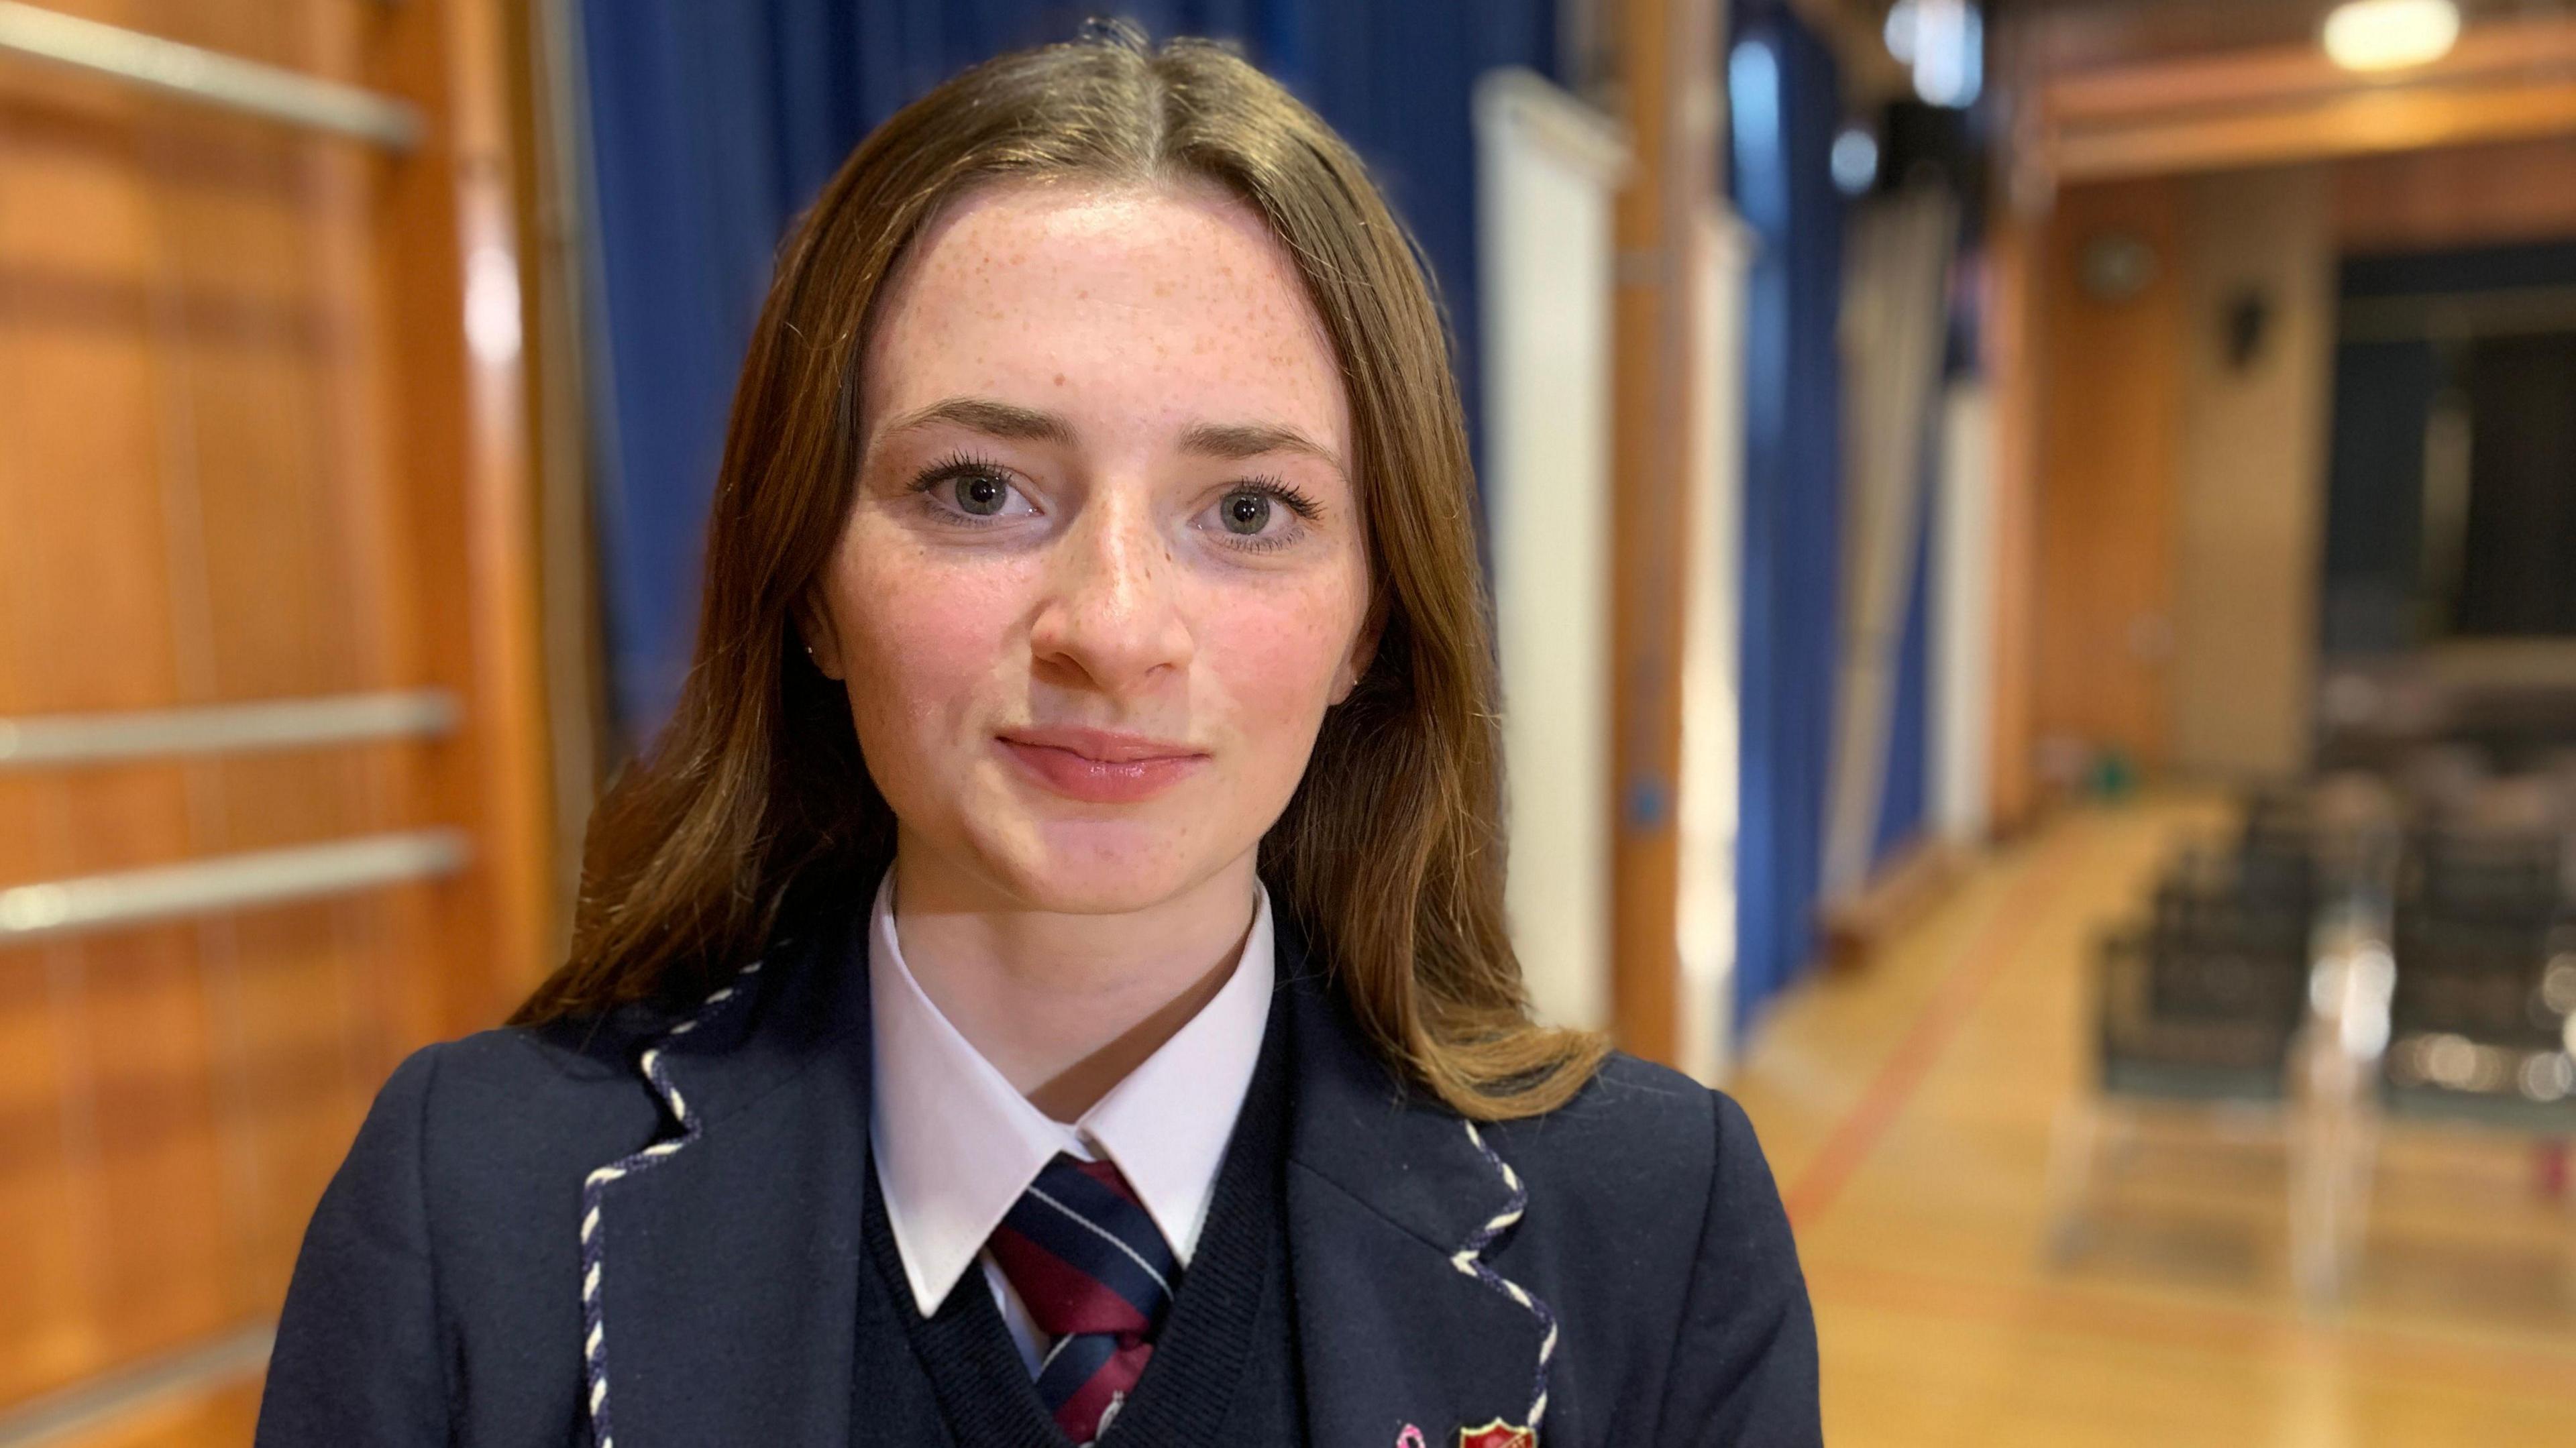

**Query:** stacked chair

left=2050, top=792, right=2337, bottom=1271
left=2091, top=839, right=2313, bottom=1106
left=2059, top=763, right=2576, bottom=1301
left=2049, top=770, right=2574, bottom=1303
left=2383, top=818, right=2576, bottom=1132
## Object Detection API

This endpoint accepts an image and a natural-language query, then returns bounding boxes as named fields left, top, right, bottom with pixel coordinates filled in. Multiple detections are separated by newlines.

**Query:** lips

left=994, top=726, right=1210, bottom=804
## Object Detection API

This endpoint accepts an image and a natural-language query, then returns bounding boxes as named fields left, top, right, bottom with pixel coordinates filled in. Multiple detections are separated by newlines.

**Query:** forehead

left=861, top=179, right=1348, bottom=447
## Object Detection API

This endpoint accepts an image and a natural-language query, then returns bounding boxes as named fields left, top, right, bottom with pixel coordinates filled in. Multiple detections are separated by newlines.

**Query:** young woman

left=257, top=29, right=1817, bottom=1448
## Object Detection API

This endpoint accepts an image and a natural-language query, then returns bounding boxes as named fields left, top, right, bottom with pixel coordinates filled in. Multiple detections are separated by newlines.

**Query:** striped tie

left=985, top=1154, right=1178, bottom=1443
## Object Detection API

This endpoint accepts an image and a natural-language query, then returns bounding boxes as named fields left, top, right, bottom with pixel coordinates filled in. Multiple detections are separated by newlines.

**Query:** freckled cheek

left=1196, top=584, right=1358, bottom=774
left=835, top=543, right=1030, bottom=750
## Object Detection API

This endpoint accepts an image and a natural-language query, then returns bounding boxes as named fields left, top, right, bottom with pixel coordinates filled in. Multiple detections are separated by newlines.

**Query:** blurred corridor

left=1736, top=795, right=2576, bottom=1443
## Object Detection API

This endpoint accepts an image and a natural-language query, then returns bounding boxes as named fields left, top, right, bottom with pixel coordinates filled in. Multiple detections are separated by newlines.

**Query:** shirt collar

left=866, top=869, right=1277, bottom=1318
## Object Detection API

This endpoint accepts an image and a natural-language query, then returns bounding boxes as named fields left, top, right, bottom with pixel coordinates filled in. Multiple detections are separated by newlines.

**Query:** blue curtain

left=1874, top=468, right=1931, bottom=863
left=1728, top=0, right=1843, bottom=1026
left=577, top=1, right=1556, bottom=742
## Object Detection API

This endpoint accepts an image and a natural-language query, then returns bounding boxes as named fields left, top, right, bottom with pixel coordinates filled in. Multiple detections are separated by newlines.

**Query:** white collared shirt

left=865, top=869, right=1276, bottom=1372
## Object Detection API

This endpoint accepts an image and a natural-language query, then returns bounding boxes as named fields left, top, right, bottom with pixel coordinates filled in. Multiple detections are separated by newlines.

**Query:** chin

left=968, top=812, right=1226, bottom=915
left=989, top=850, right=1208, bottom=915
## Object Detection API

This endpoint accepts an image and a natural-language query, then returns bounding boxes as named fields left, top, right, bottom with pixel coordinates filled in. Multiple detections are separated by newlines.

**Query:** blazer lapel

left=582, top=903, right=876, bottom=1448
left=1281, top=942, right=1554, bottom=1447
left=573, top=899, right=1564, bottom=1447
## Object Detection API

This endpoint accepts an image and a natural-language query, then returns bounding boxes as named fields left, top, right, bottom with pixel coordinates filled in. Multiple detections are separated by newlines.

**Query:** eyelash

left=1222, top=474, right=1323, bottom=554
left=1237, top=474, right=1324, bottom=522
left=903, top=451, right=1326, bottom=548
left=906, top=450, right=1018, bottom=528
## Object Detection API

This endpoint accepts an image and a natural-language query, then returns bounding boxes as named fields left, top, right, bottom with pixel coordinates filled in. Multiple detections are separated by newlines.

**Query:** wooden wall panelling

left=160, top=76, right=417, bottom=1314
left=372, top=0, right=553, bottom=1044
left=2033, top=177, right=2186, bottom=779
left=1982, top=205, right=2042, bottom=832
left=142, top=0, right=415, bottom=1382
left=299, top=0, right=448, bottom=1184
left=0, top=0, right=554, bottom=1427
left=0, top=912, right=82, bottom=1400
left=68, top=925, right=235, bottom=1369
left=0, top=30, right=224, bottom=1398
left=2337, top=135, right=2576, bottom=256
left=2168, top=166, right=2332, bottom=783
left=295, top=6, right=423, bottom=1265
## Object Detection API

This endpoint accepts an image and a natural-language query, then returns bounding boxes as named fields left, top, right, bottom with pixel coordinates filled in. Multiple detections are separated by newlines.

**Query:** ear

left=1328, top=597, right=1386, bottom=706
left=792, top=592, right=847, bottom=682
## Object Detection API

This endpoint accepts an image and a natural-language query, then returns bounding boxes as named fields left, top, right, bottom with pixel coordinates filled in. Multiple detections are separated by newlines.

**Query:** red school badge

left=1457, top=1420, right=1537, bottom=1448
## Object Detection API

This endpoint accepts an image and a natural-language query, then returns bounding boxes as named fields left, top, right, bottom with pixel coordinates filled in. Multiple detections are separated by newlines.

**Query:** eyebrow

left=876, top=396, right=1074, bottom=446
left=1179, top=421, right=1348, bottom=478
left=875, top=395, right=1346, bottom=477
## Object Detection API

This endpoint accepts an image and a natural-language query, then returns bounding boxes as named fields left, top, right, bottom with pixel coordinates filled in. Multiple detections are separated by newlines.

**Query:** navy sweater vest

left=851, top=988, right=1303, bottom=1446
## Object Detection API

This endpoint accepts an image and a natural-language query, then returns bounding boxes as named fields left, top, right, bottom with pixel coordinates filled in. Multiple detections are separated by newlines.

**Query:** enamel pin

left=1456, top=1420, right=1537, bottom=1448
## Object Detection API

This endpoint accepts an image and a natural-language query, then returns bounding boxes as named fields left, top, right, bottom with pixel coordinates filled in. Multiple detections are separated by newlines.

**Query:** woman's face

left=806, top=179, right=1374, bottom=915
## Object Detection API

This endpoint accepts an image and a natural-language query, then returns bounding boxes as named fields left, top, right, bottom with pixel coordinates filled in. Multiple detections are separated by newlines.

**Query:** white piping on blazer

left=574, top=958, right=767, bottom=1448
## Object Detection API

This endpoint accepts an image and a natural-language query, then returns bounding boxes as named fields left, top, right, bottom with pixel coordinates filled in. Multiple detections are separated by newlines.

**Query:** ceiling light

left=1884, top=0, right=1919, bottom=64
left=1883, top=0, right=1983, bottom=110
left=2322, top=0, right=2461, bottom=73
left=1831, top=125, right=1880, bottom=196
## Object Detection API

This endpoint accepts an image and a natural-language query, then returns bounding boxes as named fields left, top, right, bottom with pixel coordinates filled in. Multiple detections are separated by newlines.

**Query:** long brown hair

left=514, top=25, right=1607, bottom=1120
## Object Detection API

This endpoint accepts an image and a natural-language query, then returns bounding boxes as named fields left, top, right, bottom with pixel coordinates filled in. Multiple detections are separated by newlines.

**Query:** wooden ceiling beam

left=2048, top=15, right=2576, bottom=123
left=2054, top=76, right=2576, bottom=180
left=2034, top=15, right=2576, bottom=182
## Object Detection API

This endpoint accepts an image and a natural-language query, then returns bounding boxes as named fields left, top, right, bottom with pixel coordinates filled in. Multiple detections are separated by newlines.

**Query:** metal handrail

left=0, top=1323, right=272, bottom=1448
left=0, top=1, right=423, bottom=150
left=0, top=829, right=468, bottom=942
left=0, top=689, right=459, bottom=769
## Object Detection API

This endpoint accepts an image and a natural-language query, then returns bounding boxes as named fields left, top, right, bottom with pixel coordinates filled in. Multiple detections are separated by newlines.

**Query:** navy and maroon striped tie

left=985, top=1154, right=1179, bottom=1443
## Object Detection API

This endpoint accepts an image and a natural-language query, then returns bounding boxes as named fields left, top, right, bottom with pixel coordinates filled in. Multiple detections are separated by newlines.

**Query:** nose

left=1027, top=485, right=1193, bottom=695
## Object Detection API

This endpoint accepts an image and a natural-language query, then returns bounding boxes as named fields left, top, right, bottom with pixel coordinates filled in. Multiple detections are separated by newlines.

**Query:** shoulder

left=1471, top=1052, right=1798, bottom=1306
left=1482, top=1053, right=1818, bottom=1442
left=357, top=921, right=859, bottom=1215
left=1481, top=1050, right=1776, bottom=1233
left=264, top=1020, right=663, bottom=1444
left=325, top=1015, right=667, bottom=1260
left=369, top=1012, right=663, bottom=1150
left=1532, top=1054, right=1808, bottom=1320
left=368, top=1009, right=680, bottom=1190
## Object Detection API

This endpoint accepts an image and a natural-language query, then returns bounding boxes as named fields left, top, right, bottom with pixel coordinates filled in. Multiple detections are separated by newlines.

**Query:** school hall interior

left=2, top=0, right=2572, bottom=1443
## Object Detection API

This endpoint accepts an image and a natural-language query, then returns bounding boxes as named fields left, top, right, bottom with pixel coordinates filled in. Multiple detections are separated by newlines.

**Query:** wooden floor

left=1730, top=793, right=2576, bottom=1447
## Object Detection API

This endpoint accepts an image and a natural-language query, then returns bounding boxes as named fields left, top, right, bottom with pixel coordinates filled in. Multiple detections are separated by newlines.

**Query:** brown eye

left=1221, top=492, right=1273, bottom=535
left=953, top=472, right=1008, bottom=516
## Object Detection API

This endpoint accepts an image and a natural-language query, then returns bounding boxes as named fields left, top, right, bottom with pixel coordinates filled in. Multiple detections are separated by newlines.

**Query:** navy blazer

left=256, top=903, right=1820, bottom=1447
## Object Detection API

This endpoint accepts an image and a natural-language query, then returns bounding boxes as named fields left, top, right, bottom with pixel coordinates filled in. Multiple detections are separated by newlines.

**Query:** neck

left=888, top=836, right=1260, bottom=1121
